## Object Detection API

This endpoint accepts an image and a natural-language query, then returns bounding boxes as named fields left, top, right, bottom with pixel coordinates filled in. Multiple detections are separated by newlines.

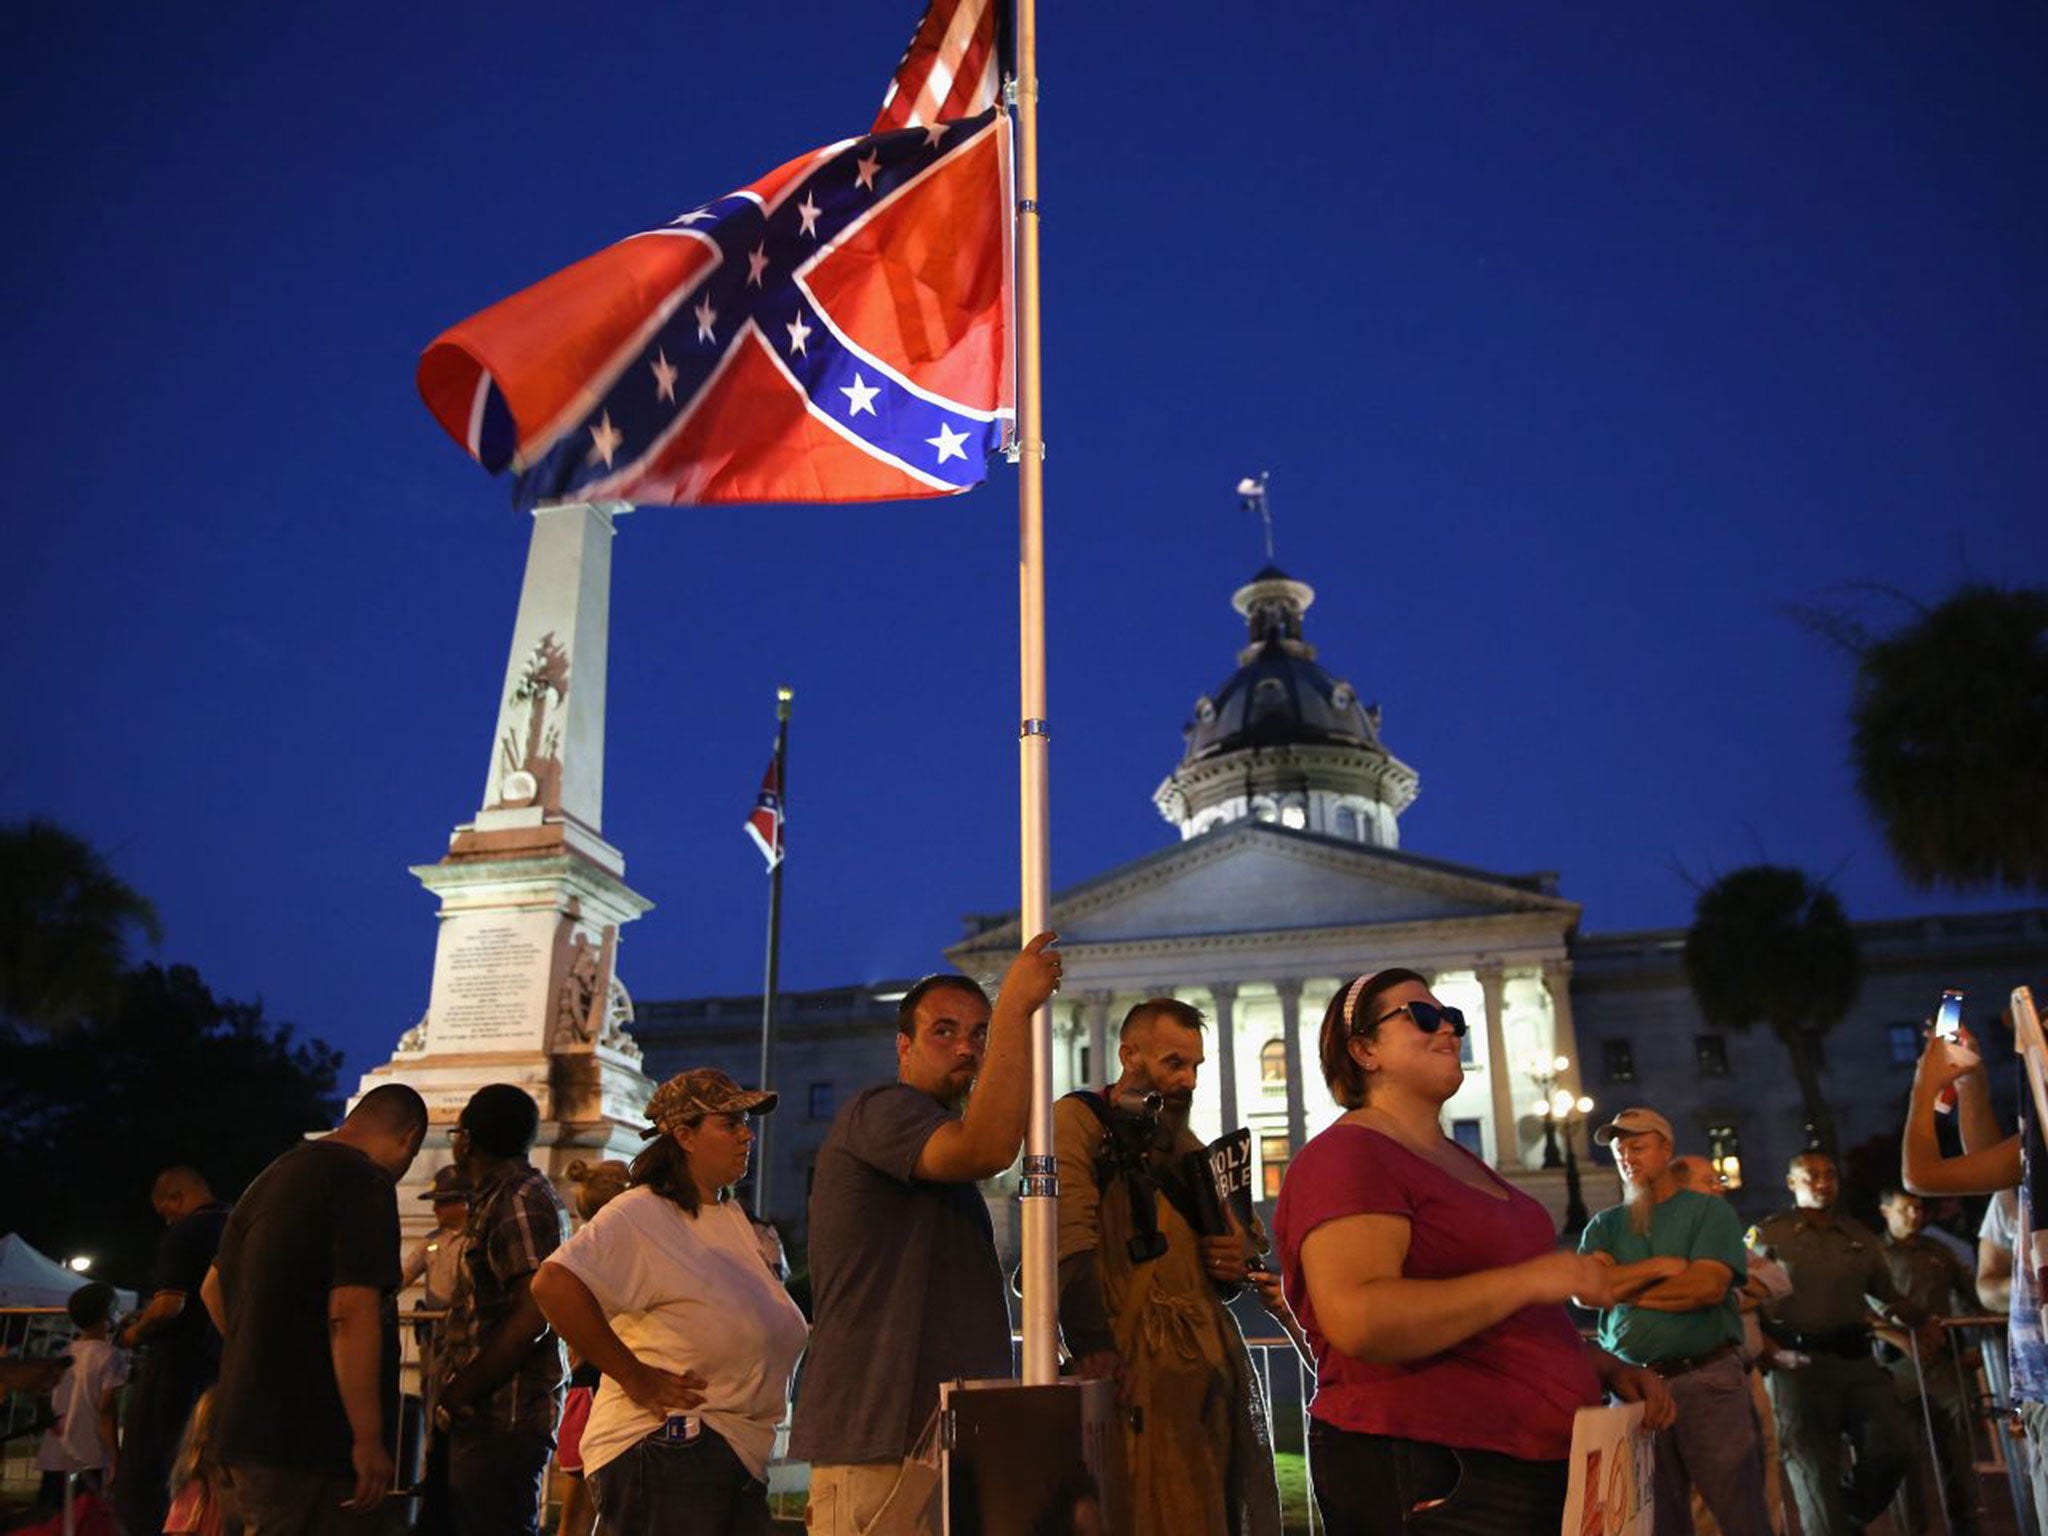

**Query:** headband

left=1340, top=972, right=1380, bottom=1034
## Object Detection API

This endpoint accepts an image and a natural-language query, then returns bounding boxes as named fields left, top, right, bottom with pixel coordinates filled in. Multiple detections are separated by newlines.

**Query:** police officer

left=1877, top=1187, right=1980, bottom=1536
left=1751, top=1152, right=1923, bottom=1536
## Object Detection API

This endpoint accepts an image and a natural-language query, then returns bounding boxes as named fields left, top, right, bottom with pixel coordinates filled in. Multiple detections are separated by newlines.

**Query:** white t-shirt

left=547, top=1186, right=808, bottom=1479
left=37, top=1336, right=128, bottom=1473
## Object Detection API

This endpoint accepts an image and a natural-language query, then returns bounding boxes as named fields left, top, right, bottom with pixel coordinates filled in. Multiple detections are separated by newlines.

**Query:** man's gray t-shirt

left=790, top=1083, right=1013, bottom=1463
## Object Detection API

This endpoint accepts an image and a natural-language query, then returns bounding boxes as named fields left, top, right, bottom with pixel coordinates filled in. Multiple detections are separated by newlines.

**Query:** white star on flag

left=797, top=193, right=822, bottom=237
left=747, top=244, right=769, bottom=288
left=926, top=422, right=969, bottom=464
left=668, top=209, right=714, bottom=226
left=855, top=151, right=881, bottom=192
left=923, top=124, right=948, bottom=147
left=694, top=293, right=718, bottom=344
left=588, top=412, right=623, bottom=467
left=651, top=351, right=677, bottom=403
left=786, top=311, right=813, bottom=356
left=840, top=374, right=879, bottom=417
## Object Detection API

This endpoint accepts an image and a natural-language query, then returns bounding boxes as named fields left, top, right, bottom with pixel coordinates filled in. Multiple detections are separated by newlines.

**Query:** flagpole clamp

left=1020, top=718, right=1051, bottom=739
left=1019, top=1154, right=1059, bottom=1200
left=1018, top=198, right=1040, bottom=217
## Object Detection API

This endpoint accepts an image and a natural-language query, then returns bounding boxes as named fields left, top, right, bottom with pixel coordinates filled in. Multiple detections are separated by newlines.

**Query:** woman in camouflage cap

left=532, top=1069, right=808, bottom=1535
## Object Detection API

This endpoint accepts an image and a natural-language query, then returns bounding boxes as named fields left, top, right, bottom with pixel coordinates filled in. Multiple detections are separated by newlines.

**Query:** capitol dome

left=1155, top=566, right=1419, bottom=844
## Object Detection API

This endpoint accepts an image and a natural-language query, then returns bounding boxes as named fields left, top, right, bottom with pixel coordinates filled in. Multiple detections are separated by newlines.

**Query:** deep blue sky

left=9, top=3, right=2045, bottom=1081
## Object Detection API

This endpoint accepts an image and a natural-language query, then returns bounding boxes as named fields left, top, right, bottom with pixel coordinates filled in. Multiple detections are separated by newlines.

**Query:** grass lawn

left=1276, top=1450, right=1317, bottom=1534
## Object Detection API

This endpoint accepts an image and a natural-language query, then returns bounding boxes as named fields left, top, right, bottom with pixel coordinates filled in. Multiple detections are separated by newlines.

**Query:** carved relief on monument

left=550, top=921, right=629, bottom=1054
left=493, top=632, right=570, bottom=811
left=600, top=976, right=640, bottom=1061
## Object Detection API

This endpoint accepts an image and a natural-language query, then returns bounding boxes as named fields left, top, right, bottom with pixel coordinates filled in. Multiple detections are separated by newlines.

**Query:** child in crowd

left=163, top=1388, right=225, bottom=1536
left=35, top=1282, right=126, bottom=1506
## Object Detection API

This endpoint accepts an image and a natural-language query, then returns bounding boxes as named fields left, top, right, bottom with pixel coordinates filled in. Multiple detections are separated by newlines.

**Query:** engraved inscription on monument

left=427, top=915, right=554, bottom=1052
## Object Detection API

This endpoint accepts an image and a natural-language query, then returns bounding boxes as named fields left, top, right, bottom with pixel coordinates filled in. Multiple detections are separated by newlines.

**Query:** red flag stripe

left=874, top=0, right=1000, bottom=133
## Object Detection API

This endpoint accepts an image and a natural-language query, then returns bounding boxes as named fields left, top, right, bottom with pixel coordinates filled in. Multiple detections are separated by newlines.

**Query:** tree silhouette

left=1848, top=584, right=2048, bottom=893
left=0, top=962, right=343, bottom=1284
left=1, top=818, right=161, bottom=1030
left=1684, top=865, right=1860, bottom=1160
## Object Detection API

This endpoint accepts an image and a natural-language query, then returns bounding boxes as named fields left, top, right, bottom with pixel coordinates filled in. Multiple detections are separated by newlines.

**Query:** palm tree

left=1848, top=583, right=2048, bottom=893
left=1683, top=865, right=1859, bottom=1159
left=0, top=818, right=161, bottom=1030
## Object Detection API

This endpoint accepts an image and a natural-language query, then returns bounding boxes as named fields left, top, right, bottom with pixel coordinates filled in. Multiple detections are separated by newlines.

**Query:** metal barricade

left=1898, top=1313, right=2039, bottom=1536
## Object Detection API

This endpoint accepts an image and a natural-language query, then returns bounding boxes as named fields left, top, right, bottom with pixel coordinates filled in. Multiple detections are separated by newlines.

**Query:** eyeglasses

left=1365, top=1000, right=1468, bottom=1040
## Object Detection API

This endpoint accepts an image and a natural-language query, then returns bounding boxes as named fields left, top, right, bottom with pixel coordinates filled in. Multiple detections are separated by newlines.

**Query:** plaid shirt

left=440, top=1161, right=569, bottom=1435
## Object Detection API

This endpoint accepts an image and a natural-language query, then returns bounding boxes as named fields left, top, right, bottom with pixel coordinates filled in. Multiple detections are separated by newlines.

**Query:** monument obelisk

left=356, top=500, right=657, bottom=1201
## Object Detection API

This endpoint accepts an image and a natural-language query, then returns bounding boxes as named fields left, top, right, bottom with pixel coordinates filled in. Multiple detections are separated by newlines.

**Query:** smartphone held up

left=1932, top=988, right=1977, bottom=1115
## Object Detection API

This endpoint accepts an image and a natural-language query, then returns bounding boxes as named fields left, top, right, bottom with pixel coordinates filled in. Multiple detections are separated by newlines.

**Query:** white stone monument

left=356, top=500, right=657, bottom=1203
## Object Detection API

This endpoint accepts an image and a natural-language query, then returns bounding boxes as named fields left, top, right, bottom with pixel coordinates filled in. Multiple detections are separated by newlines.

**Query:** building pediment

left=949, top=822, right=1575, bottom=964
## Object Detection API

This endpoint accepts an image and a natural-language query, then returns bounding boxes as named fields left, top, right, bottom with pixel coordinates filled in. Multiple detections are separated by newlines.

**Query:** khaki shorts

left=805, top=1459, right=941, bottom=1536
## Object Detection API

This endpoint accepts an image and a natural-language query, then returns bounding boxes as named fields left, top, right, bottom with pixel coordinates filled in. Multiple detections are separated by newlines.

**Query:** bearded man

left=1579, top=1107, right=1771, bottom=1536
left=1053, top=997, right=1281, bottom=1536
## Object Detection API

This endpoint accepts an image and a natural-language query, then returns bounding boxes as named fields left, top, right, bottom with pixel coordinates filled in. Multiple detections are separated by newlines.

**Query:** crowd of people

left=19, top=942, right=2044, bottom=1536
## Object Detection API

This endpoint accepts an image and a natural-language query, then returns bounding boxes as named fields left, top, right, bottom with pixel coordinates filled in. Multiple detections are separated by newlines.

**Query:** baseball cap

left=1592, top=1107, right=1675, bottom=1147
left=416, top=1164, right=471, bottom=1202
left=643, top=1068, right=779, bottom=1139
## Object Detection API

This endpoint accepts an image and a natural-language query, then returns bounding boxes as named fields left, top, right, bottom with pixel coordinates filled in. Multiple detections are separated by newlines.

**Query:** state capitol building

left=634, top=563, right=2046, bottom=1252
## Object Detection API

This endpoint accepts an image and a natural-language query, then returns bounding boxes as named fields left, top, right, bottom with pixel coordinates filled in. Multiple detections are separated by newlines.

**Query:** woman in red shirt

left=1274, top=968, right=1675, bottom=1534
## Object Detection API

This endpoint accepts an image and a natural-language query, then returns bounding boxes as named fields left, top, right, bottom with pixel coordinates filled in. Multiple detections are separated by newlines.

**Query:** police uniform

left=1751, top=1209, right=1917, bottom=1536
left=1880, top=1231, right=1980, bottom=1536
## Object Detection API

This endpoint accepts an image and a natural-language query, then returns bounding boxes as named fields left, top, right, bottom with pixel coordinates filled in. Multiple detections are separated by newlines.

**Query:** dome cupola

left=1154, top=564, right=1419, bottom=845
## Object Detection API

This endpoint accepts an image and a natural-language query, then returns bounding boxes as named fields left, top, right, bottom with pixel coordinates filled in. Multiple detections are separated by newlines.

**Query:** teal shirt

left=1579, top=1188, right=1747, bottom=1365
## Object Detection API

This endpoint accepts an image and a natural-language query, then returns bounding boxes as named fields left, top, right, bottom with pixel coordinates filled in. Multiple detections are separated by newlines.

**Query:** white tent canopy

left=0, top=1232, right=138, bottom=1313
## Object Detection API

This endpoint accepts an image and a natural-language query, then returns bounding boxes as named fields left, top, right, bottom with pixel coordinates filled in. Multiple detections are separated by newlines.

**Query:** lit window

left=1280, top=805, right=1306, bottom=830
left=1694, top=1035, right=1729, bottom=1077
left=1451, top=1119, right=1484, bottom=1158
left=1260, top=1038, right=1288, bottom=1087
left=807, top=1082, right=836, bottom=1120
left=1888, top=1023, right=1919, bottom=1067
left=1601, top=1039, right=1636, bottom=1084
left=1262, top=1134, right=1293, bottom=1199
left=1708, top=1124, right=1744, bottom=1190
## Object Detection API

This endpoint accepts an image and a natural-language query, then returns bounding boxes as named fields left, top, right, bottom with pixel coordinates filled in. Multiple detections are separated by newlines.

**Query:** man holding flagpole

left=791, top=933, right=1060, bottom=1536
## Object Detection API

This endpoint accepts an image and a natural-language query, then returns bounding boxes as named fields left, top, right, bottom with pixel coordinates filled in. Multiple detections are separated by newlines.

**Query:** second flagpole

left=755, top=685, right=792, bottom=1221
left=1010, top=0, right=1057, bottom=1389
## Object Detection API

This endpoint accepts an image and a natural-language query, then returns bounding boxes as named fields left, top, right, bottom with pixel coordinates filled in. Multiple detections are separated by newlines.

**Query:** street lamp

left=66, top=1255, right=92, bottom=1273
left=1528, top=1056, right=1596, bottom=1235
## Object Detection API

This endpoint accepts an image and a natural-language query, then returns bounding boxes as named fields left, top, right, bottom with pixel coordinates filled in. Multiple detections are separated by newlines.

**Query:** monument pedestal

left=355, top=501, right=661, bottom=1215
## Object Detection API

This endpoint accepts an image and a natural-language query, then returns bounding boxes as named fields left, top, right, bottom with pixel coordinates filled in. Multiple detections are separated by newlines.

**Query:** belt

left=1648, top=1340, right=1740, bottom=1379
left=1775, top=1329, right=1874, bottom=1360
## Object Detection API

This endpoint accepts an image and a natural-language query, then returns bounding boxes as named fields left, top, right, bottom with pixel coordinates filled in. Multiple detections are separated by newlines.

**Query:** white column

left=1477, top=962, right=1514, bottom=1167
left=1083, top=991, right=1113, bottom=1090
left=1277, top=979, right=1306, bottom=1154
left=1543, top=958, right=1583, bottom=1099
left=1209, top=982, right=1240, bottom=1130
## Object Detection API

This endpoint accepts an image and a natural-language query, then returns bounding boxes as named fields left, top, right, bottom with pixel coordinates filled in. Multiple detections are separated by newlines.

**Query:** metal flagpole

left=1010, top=0, right=1057, bottom=1388
left=755, top=686, right=792, bottom=1220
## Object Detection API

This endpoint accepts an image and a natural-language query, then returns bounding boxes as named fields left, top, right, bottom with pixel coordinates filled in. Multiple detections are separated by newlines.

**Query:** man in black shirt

left=201, top=1083, right=428, bottom=1534
left=115, top=1165, right=231, bottom=1536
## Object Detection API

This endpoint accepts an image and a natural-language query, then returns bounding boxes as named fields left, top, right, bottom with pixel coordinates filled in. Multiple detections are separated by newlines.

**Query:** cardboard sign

left=1562, top=1401, right=1654, bottom=1536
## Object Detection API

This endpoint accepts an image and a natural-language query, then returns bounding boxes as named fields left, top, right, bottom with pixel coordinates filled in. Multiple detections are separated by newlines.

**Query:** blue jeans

left=1652, top=1354, right=1771, bottom=1536
left=448, top=1422, right=552, bottom=1536
left=588, top=1425, right=771, bottom=1536
left=1308, top=1419, right=1568, bottom=1535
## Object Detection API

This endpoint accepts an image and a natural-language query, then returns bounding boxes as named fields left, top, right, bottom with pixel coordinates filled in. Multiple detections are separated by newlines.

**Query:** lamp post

left=1528, top=1055, right=1596, bottom=1236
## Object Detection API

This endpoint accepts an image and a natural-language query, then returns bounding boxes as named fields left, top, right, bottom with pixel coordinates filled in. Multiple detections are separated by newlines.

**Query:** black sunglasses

left=1364, top=1000, right=1468, bottom=1040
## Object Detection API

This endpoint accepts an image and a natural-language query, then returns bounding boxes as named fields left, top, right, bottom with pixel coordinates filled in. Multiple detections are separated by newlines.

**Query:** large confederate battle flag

left=417, top=1, right=1011, bottom=509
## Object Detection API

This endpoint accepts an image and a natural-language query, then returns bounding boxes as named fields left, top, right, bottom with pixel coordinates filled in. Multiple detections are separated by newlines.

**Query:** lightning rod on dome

left=1237, top=471, right=1275, bottom=563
